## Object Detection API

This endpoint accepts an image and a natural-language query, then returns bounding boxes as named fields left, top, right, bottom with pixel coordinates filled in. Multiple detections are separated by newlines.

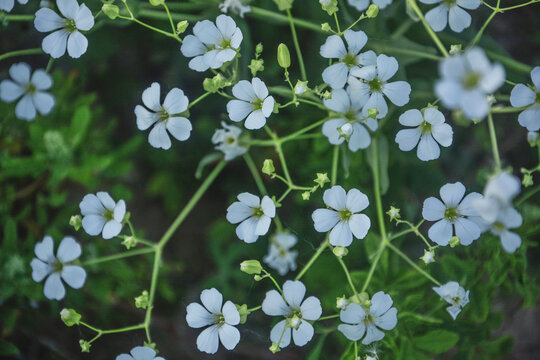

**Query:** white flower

left=262, top=280, right=322, bottom=348
left=263, top=233, right=298, bottom=276
left=422, top=182, right=482, bottom=246
left=338, top=291, right=398, bottom=345
left=510, top=66, right=540, bottom=132
left=420, top=0, right=480, bottom=33
left=477, top=207, right=523, bottom=253
left=349, top=54, right=411, bottom=119
left=211, top=121, right=247, bottom=161
left=181, top=15, right=243, bottom=72
left=135, top=82, right=192, bottom=150
left=30, top=236, right=86, bottom=300
left=312, top=185, right=371, bottom=247
left=319, top=30, right=375, bottom=89
left=34, top=0, right=94, bottom=58
left=186, top=288, right=241, bottom=354
left=226, top=77, right=275, bottom=130
left=0, top=62, right=55, bottom=121
left=219, top=0, right=251, bottom=17
left=79, top=191, right=126, bottom=239
left=348, top=0, right=392, bottom=11
left=116, top=346, right=165, bottom=360
left=433, top=281, right=469, bottom=320
left=435, top=47, right=505, bottom=120
left=322, top=88, right=378, bottom=151
left=395, top=108, right=453, bottom=161
left=226, top=192, right=276, bottom=243
left=0, top=0, right=28, bottom=12
left=472, top=172, right=521, bottom=224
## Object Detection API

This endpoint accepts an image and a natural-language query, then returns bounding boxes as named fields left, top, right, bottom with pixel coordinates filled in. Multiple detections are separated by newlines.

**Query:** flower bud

left=314, top=172, right=330, bottom=188
left=366, top=4, right=379, bottom=18
left=262, top=159, right=276, bottom=175
left=321, top=22, right=332, bottom=32
left=135, top=290, right=149, bottom=309
left=60, top=308, right=81, bottom=327
left=102, top=4, right=120, bottom=20
left=386, top=206, right=401, bottom=221
left=449, top=236, right=461, bottom=248
left=522, top=173, right=533, bottom=187
left=236, top=304, right=249, bottom=324
left=420, top=249, right=435, bottom=264
left=294, top=80, right=308, bottom=95
left=121, top=235, right=138, bottom=249
left=79, top=340, right=91, bottom=353
left=69, top=215, right=82, bottom=231
left=277, top=43, right=291, bottom=69
left=333, top=246, right=348, bottom=258
left=149, top=0, right=165, bottom=6
left=240, top=260, right=263, bottom=275
left=336, top=295, right=349, bottom=310
left=256, top=43, right=264, bottom=55
left=322, top=90, right=332, bottom=100
left=176, top=20, right=188, bottom=34
left=249, top=59, right=265, bottom=77
left=301, top=191, right=311, bottom=200
left=254, top=274, right=264, bottom=281
left=269, top=342, right=281, bottom=354
left=449, top=44, right=462, bottom=55
left=319, top=0, right=338, bottom=15
left=368, top=108, right=378, bottom=118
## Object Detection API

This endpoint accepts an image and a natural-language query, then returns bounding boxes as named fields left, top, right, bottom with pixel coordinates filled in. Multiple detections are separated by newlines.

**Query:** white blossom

left=420, top=0, right=480, bottom=33
left=422, top=182, right=482, bottom=246
left=30, top=236, right=86, bottom=300
left=322, top=88, right=378, bottom=151
left=395, top=108, right=453, bottom=161
left=0, top=0, right=28, bottom=12
left=319, top=30, right=375, bottom=89
left=219, top=0, right=251, bottom=17
left=477, top=207, right=523, bottom=253
left=79, top=191, right=126, bottom=239
left=349, top=54, right=411, bottom=119
left=226, top=192, right=276, bottom=243
left=181, top=15, right=243, bottom=72
left=312, top=185, right=371, bottom=247
left=116, top=346, right=165, bottom=360
left=348, top=0, right=392, bottom=11
left=472, top=172, right=521, bottom=224
left=510, top=66, right=540, bottom=132
left=212, top=121, right=247, bottom=161
left=435, top=47, right=505, bottom=119
left=135, top=82, right=192, bottom=150
left=0, top=62, right=55, bottom=121
left=226, top=77, right=275, bottom=130
left=263, top=233, right=298, bottom=276
left=262, top=280, right=322, bottom=348
left=433, top=281, right=469, bottom=320
left=338, top=291, right=398, bottom=345
left=186, top=288, right=241, bottom=354
left=34, top=0, right=95, bottom=58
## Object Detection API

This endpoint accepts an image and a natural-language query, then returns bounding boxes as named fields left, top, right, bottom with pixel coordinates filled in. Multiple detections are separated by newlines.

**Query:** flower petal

left=329, top=221, right=353, bottom=247
left=186, top=302, right=214, bottom=328
left=312, top=208, right=340, bottom=232
left=102, top=220, right=122, bottom=239
left=31, top=259, right=51, bottom=282
left=300, top=296, right=322, bottom=321
left=262, top=289, right=289, bottom=316
left=428, top=219, right=453, bottom=246
left=270, top=320, right=291, bottom=348
left=166, top=116, right=192, bottom=141
left=43, top=272, right=66, bottom=300
left=283, top=280, right=306, bottom=308
left=370, top=291, right=393, bottom=317
left=142, top=82, right=162, bottom=112
left=322, top=62, right=349, bottom=89
left=422, top=197, right=446, bottom=221
left=148, top=122, right=171, bottom=150
left=35, top=235, right=55, bottom=262
left=197, top=325, right=220, bottom=354
left=349, top=214, right=371, bottom=240
left=56, top=236, right=81, bottom=263
left=222, top=300, right=240, bottom=325
left=200, top=288, right=223, bottom=314
left=292, top=321, right=314, bottom=346
left=218, top=323, right=240, bottom=350
left=61, top=265, right=86, bottom=289
left=440, top=182, right=466, bottom=207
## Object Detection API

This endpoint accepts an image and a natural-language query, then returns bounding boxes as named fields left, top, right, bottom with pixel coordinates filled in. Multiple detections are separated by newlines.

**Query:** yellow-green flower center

left=252, top=98, right=263, bottom=111
left=368, top=78, right=383, bottom=92
left=214, top=313, right=225, bottom=326
left=462, top=72, right=480, bottom=90
left=158, top=109, right=170, bottom=122
left=339, top=208, right=352, bottom=221
left=343, top=53, right=357, bottom=67
left=444, top=207, right=459, bottom=221
left=53, top=258, right=64, bottom=272
left=420, top=121, right=432, bottom=134
left=252, top=206, right=264, bottom=218
left=104, top=209, right=114, bottom=221
left=64, top=18, right=77, bottom=33
left=492, top=221, right=505, bottom=232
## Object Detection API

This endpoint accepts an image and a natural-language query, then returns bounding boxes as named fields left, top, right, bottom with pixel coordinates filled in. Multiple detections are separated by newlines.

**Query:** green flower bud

left=523, top=173, right=533, bottom=187
left=79, top=340, right=91, bottom=353
left=249, top=59, right=265, bottom=77
left=255, top=43, right=264, bottom=55
left=322, top=90, right=332, bottom=100
left=176, top=20, right=188, bottom=34
left=356, top=291, right=370, bottom=305
left=102, top=4, right=120, bottom=20
left=277, top=43, right=291, bottom=69
left=368, top=108, right=379, bottom=118
left=301, top=191, right=311, bottom=200
left=69, top=215, right=82, bottom=231
left=314, top=172, right=330, bottom=188
left=262, top=159, right=276, bottom=175
left=236, top=304, right=249, bottom=324
left=336, top=295, right=349, bottom=310
left=321, top=22, right=332, bottom=32
left=121, top=235, right=138, bottom=249
left=366, top=4, right=379, bottom=18
left=386, top=206, right=401, bottom=221
left=149, top=0, right=165, bottom=6
left=294, top=80, right=308, bottom=95
left=254, top=274, right=264, bottom=281
left=135, top=290, right=149, bottom=309
left=449, top=236, right=461, bottom=248
left=60, top=308, right=81, bottom=327
left=240, top=260, right=263, bottom=275
left=319, top=0, right=338, bottom=15
left=420, top=249, right=435, bottom=264
left=273, top=0, right=293, bottom=11
left=269, top=342, right=281, bottom=354
left=449, top=44, right=462, bottom=55
left=333, top=246, right=348, bottom=258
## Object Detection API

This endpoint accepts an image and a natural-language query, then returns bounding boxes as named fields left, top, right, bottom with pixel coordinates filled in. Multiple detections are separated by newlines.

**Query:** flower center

left=444, top=207, right=459, bottom=221
left=104, top=209, right=114, bottom=221
left=52, top=258, right=63, bottom=273
left=226, top=136, right=236, bottom=145
left=492, top=221, right=506, bottom=232
left=451, top=296, right=461, bottom=305
left=252, top=98, right=263, bottom=111
left=344, top=110, right=357, bottom=122
left=443, top=0, right=457, bottom=6
left=25, top=83, right=37, bottom=94
left=158, top=109, right=170, bottom=122
left=368, top=78, right=383, bottom=92
left=252, top=206, right=265, bottom=218
left=219, top=38, right=232, bottom=49
left=338, top=208, right=352, bottom=221
left=342, top=53, right=357, bottom=67
left=420, top=121, right=432, bottom=134
left=214, top=313, right=225, bottom=326
left=64, top=18, right=77, bottom=33
left=363, top=313, right=375, bottom=325
left=462, top=72, right=480, bottom=90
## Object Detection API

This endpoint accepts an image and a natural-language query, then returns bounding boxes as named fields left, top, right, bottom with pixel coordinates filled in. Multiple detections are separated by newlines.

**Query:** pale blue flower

left=219, top=0, right=251, bottom=17
left=264, top=233, right=298, bottom=276
left=116, top=346, right=165, bottom=360
left=435, top=47, right=505, bottom=119
left=226, top=192, right=276, bottom=243
left=226, top=77, right=275, bottom=130
left=0, top=0, right=28, bottom=12
left=420, top=0, right=480, bottom=33
left=349, top=54, right=411, bottom=118
left=348, top=0, right=392, bottom=11
left=212, top=122, right=247, bottom=161
left=79, top=191, right=126, bottom=239
left=510, top=66, right=540, bottom=131
left=433, top=281, right=469, bottom=320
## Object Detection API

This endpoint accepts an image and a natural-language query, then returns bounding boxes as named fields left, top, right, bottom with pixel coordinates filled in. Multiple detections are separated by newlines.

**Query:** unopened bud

left=277, top=43, right=291, bottom=69
left=240, top=260, right=263, bottom=275
left=176, top=20, right=188, bottom=34
left=366, top=4, right=379, bottom=18
left=60, top=308, right=81, bottom=327
left=449, top=236, right=460, bottom=248
left=333, top=246, right=349, bottom=258
left=262, top=159, right=275, bottom=175
left=69, top=215, right=82, bottom=231
left=420, top=249, right=435, bottom=264
left=79, top=340, right=91, bottom=353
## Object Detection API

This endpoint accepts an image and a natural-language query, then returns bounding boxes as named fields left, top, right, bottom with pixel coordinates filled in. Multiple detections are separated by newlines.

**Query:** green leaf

left=414, top=330, right=459, bottom=354
left=3, top=217, right=17, bottom=252
left=0, top=339, right=19, bottom=356
left=195, top=153, right=223, bottom=179
left=69, top=105, right=91, bottom=149
left=366, top=136, right=389, bottom=194
left=307, top=334, right=327, bottom=360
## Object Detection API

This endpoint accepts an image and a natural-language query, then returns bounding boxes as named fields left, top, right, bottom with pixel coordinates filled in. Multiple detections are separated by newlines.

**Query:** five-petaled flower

left=226, top=77, right=275, bottom=130
left=79, top=191, right=126, bottom=239
left=348, top=0, right=393, bottom=11
left=312, top=185, right=371, bottom=247
left=226, top=192, right=276, bottom=243
left=395, top=108, right=453, bottom=161
left=263, top=232, right=298, bottom=276
left=510, top=66, right=540, bottom=132
left=262, top=280, right=322, bottom=348
left=135, top=82, right=192, bottom=150
left=0, top=62, right=55, bottom=121
left=211, top=121, right=247, bottom=161
left=422, top=182, right=482, bottom=246
left=338, top=291, right=398, bottom=345
left=30, top=235, right=86, bottom=300
left=433, top=281, right=469, bottom=320
left=0, top=0, right=28, bottom=12
left=186, top=288, right=241, bottom=354
left=115, top=346, right=165, bottom=360
left=420, top=0, right=481, bottom=33
left=34, top=0, right=95, bottom=58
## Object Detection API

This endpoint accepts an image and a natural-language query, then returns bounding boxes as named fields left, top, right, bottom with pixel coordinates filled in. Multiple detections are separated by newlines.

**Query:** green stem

left=117, top=15, right=181, bottom=43
left=286, top=9, right=307, bottom=81
left=318, top=314, right=340, bottom=321
left=249, top=6, right=323, bottom=33
left=143, top=248, right=162, bottom=342
left=82, top=247, right=155, bottom=266
left=471, top=0, right=500, bottom=46
left=1, top=14, right=34, bottom=21
left=162, top=3, right=177, bottom=35
left=386, top=242, right=441, bottom=286
left=336, top=256, right=359, bottom=295
left=0, top=48, right=43, bottom=62
left=295, top=239, right=329, bottom=280
left=487, top=113, right=501, bottom=171
left=361, top=241, right=386, bottom=292
left=406, top=0, right=449, bottom=57
left=189, top=92, right=211, bottom=108
left=331, top=146, right=339, bottom=186
left=371, top=137, right=388, bottom=241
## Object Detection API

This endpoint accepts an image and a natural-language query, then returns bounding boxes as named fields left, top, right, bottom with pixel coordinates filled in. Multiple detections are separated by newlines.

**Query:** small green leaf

left=414, top=329, right=459, bottom=354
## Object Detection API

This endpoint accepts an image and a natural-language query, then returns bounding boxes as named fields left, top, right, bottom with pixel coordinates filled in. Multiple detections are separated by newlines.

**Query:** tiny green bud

left=420, top=249, right=435, bottom=264
left=121, top=235, right=138, bottom=249
left=236, top=304, right=249, bottom=324
left=254, top=274, right=264, bottom=281
left=269, top=342, right=281, bottom=354
left=60, top=308, right=81, bottom=327
left=314, top=172, right=331, bottom=188
left=319, top=0, right=338, bottom=15
left=523, top=173, right=533, bottom=187
left=336, top=295, right=349, bottom=310
left=449, top=44, right=462, bottom=55
left=262, top=159, right=276, bottom=175
left=356, top=292, right=370, bottom=305
left=255, top=43, right=264, bottom=55
left=294, top=80, right=308, bottom=95
left=240, top=260, right=263, bottom=275
left=277, top=43, right=291, bottom=69
left=386, top=206, right=401, bottom=221
left=321, top=22, right=332, bottom=32
left=102, top=4, right=120, bottom=20
left=79, top=340, right=91, bottom=353
left=301, top=191, right=311, bottom=200
left=149, top=0, right=165, bottom=6
left=69, top=215, right=82, bottom=231
left=368, top=108, right=379, bottom=118
left=449, top=236, right=461, bottom=248
left=176, top=20, right=188, bottom=34
left=333, top=246, right=348, bottom=258
left=249, top=59, right=265, bottom=77
left=135, top=290, right=150, bottom=309
left=322, top=90, right=332, bottom=100
left=366, top=4, right=379, bottom=18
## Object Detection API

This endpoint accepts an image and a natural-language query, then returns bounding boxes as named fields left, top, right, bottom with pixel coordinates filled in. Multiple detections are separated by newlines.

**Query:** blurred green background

left=1, top=0, right=540, bottom=359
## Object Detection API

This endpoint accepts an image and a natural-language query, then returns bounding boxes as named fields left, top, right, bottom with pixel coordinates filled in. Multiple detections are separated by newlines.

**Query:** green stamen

left=253, top=206, right=264, bottom=218
left=104, top=209, right=114, bottom=221
left=462, top=73, right=480, bottom=90
left=64, top=19, right=77, bottom=33
left=420, top=121, right=432, bottom=134
left=343, top=53, right=357, bottom=67
left=368, top=78, right=383, bottom=92
left=338, top=208, right=352, bottom=221
left=444, top=207, right=459, bottom=221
